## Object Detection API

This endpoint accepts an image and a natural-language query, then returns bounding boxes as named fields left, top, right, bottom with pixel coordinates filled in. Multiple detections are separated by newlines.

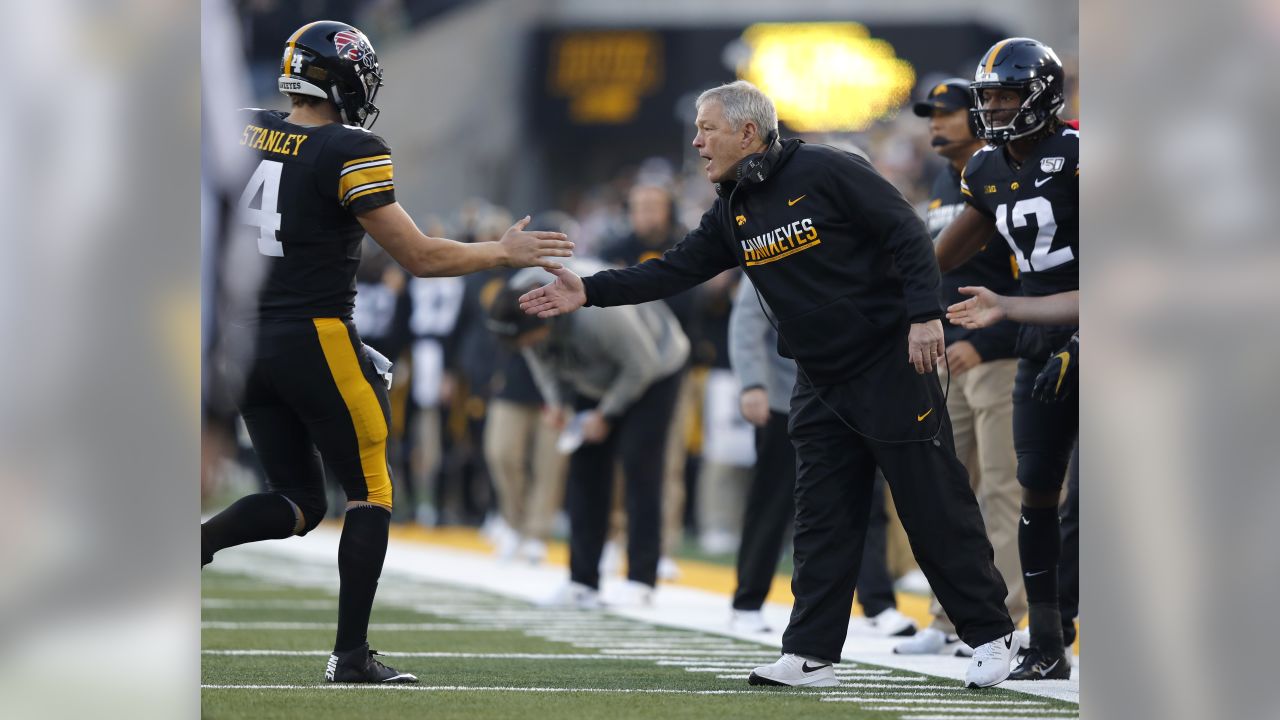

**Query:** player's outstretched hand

left=908, top=318, right=946, bottom=374
left=947, top=286, right=1006, bottom=329
left=519, top=266, right=586, bottom=318
left=501, top=216, right=574, bottom=269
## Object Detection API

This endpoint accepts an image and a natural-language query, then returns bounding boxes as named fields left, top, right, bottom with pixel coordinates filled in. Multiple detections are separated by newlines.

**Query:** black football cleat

left=325, top=643, right=418, bottom=683
left=1008, top=646, right=1071, bottom=681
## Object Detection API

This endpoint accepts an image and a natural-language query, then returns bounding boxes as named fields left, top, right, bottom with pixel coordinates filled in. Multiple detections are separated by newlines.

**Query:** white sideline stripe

left=901, top=712, right=1080, bottom=717
left=681, top=667, right=893, bottom=675
left=866, top=710, right=1076, bottom=716
left=713, top=675, right=954, bottom=686
left=201, top=684, right=840, bottom=695
left=203, top=650, right=770, bottom=662
left=202, top=622, right=503, bottom=631
left=821, top=698, right=1049, bottom=705
left=202, top=599, right=338, bottom=609
left=602, top=649, right=769, bottom=656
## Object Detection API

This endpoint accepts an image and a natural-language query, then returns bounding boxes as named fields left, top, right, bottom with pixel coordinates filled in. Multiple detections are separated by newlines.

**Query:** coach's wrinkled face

left=693, top=100, right=753, bottom=184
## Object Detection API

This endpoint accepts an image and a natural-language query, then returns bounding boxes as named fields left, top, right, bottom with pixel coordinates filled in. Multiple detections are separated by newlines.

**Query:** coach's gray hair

left=696, top=80, right=778, bottom=136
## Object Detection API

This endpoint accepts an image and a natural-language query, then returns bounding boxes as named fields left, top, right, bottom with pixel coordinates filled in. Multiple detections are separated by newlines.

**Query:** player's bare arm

left=358, top=203, right=573, bottom=277
left=948, top=287, right=1079, bottom=329
left=934, top=204, right=996, bottom=273
left=518, top=266, right=587, bottom=318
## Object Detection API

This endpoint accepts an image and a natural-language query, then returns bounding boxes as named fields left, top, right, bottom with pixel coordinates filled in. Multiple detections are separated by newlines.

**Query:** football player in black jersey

left=200, top=20, right=572, bottom=684
left=934, top=37, right=1078, bottom=681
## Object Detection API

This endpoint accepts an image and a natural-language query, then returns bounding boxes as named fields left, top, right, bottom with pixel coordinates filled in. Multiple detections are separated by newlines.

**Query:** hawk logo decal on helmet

left=334, top=30, right=371, bottom=64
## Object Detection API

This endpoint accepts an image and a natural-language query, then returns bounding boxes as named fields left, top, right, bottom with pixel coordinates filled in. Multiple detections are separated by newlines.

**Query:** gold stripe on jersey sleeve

left=312, top=318, right=393, bottom=509
left=343, top=154, right=391, bottom=168
left=345, top=185, right=395, bottom=206
left=339, top=164, right=394, bottom=200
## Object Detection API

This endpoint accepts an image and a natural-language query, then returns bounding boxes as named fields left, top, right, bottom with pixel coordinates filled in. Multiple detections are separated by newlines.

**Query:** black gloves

left=1033, top=332, right=1078, bottom=402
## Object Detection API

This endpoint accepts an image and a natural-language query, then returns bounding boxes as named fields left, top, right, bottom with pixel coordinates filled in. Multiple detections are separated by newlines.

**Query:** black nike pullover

left=582, top=139, right=943, bottom=385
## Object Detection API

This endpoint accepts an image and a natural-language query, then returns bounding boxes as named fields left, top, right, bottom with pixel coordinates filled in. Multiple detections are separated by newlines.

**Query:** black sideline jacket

left=583, top=139, right=943, bottom=385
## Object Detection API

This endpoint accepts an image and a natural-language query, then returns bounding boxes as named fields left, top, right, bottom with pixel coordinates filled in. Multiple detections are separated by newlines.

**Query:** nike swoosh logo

left=1020, top=515, right=1030, bottom=526
left=801, top=662, right=830, bottom=673
left=1024, top=570, right=1048, bottom=577
left=917, top=409, right=933, bottom=422
left=787, top=195, right=806, bottom=206
left=1054, top=351, right=1071, bottom=394
left=1040, top=658, right=1061, bottom=674
left=1035, top=177, right=1052, bottom=187
left=1004, top=636, right=1013, bottom=649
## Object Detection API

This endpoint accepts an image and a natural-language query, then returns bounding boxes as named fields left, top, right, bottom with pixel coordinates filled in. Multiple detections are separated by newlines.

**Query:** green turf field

left=201, top=567, right=1079, bottom=720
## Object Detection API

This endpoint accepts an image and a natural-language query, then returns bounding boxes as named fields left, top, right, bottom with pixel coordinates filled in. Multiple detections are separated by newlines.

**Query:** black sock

left=1019, top=504, right=1064, bottom=652
left=201, top=493, right=297, bottom=564
left=1018, top=504, right=1061, bottom=604
left=1028, top=602, right=1065, bottom=654
left=334, top=506, right=391, bottom=654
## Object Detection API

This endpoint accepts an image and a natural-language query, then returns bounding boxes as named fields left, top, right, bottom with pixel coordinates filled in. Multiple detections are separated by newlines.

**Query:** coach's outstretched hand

left=519, top=266, right=586, bottom=318
left=501, top=216, right=574, bottom=270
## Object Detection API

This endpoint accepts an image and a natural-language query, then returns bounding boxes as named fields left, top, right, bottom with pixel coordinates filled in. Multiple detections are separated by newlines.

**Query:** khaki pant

left=931, top=358, right=1026, bottom=630
left=483, top=399, right=567, bottom=539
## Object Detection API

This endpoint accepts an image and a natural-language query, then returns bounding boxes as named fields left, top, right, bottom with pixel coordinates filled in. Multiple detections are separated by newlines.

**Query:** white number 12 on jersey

left=237, top=159, right=284, bottom=257
left=994, top=197, right=1073, bottom=273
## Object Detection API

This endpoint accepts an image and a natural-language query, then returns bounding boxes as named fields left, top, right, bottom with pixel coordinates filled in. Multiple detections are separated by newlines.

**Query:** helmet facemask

left=971, top=80, right=1048, bottom=144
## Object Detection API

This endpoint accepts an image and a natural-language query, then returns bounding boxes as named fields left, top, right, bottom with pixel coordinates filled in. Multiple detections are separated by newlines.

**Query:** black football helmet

left=277, top=21, right=383, bottom=128
left=969, top=38, right=1064, bottom=144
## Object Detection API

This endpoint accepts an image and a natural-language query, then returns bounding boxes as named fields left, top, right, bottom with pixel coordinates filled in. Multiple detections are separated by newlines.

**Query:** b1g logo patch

left=1040, top=157, right=1065, bottom=173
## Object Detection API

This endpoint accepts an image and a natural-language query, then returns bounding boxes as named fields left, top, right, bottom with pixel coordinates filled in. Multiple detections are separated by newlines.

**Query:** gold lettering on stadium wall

left=737, top=23, right=915, bottom=132
left=550, top=31, right=662, bottom=124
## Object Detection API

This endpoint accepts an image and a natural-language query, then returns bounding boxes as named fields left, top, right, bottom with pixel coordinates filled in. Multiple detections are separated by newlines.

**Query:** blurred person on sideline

left=518, top=80, right=1019, bottom=689
left=894, top=78, right=1027, bottom=658
left=601, top=182, right=693, bottom=579
left=479, top=211, right=575, bottom=564
left=688, top=269, right=754, bottom=557
left=199, top=21, right=571, bottom=685
left=935, top=38, right=1079, bottom=681
left=728, top=277, right=916, bottom=638
left=488, top=260, right=689, bottom=608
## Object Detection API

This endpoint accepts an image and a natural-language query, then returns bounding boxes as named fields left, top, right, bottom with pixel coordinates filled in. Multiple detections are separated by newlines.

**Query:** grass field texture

left=202, top=566, right=1079, bottom=720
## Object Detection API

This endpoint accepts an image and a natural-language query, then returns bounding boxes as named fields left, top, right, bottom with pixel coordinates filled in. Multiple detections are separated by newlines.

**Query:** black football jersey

left=961, top=125, right=1078, bottom=297
left=928, top=164, right=1021, bottom=354
left=235, top=109, right=397, bottom=320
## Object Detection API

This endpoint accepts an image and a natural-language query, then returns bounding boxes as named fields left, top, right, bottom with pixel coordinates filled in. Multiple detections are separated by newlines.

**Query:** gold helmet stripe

left=984, top=39, right=1011, bottom=75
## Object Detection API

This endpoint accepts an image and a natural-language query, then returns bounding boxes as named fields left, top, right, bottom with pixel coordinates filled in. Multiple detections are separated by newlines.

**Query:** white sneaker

left=657, top=556, right=681, bottom=581
left=599, top=541, right=623, bottom=576
left=748, top=653, right=839, bottom=687
left=866, top=607, right=918, bottom=637
left=894, top=568, right=932, bottom=595
left=964, top=632, right=1021, bottom=688
left=494, top=528, right=520, bottom=562
left=729, top=609, right=771, bottom=634
left=614, top=579, right=655, bottom=607
left=540, top=581, right=604, bottom=610
left=1013, top=628, right=1031, bottom=657
left=518, top=538, right=547, bottom=565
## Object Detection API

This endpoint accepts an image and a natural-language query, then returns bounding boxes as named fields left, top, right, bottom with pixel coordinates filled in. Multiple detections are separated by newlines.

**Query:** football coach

left=519, top=80, right=1018, bottom=689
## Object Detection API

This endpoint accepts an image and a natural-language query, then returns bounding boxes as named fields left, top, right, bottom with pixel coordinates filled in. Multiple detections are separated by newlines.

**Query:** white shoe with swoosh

left=748, top=653, right=839, bottom=687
